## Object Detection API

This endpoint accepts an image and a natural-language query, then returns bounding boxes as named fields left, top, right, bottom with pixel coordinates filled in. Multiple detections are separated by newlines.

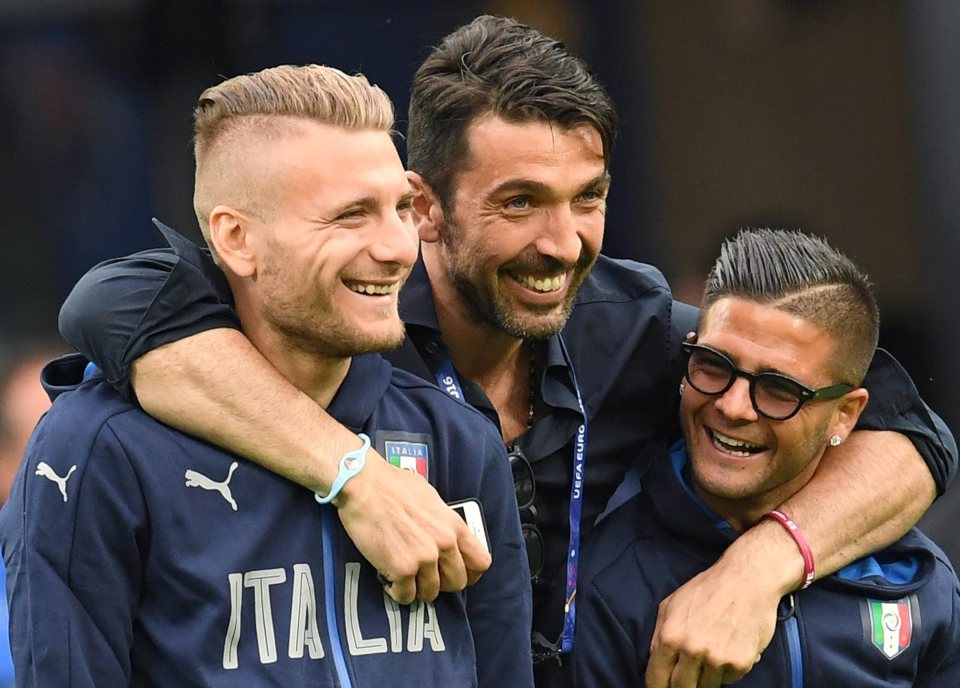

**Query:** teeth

left=711, top=430, right=764, bottom=457
left=348, top=282, right=400, bottom=296
left=519, top=274, right=566, bottom=293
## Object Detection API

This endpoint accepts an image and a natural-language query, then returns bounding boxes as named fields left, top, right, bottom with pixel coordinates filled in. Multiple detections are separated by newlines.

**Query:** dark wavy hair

left=408, top=15, right=618, bottom=212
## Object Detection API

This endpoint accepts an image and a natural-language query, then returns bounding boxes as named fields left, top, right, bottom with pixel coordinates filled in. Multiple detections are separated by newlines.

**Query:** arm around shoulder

left=858, top=347, right=957, bottom=493
left=59, top=244, right=240, bottom=402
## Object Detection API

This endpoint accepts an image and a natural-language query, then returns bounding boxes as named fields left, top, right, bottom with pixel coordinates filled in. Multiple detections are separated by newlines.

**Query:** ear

left=828, top=388, right=870, bottom=445
left=407, top=171, right=446, bottom=244
left=208, top=205, right=258, bottom=277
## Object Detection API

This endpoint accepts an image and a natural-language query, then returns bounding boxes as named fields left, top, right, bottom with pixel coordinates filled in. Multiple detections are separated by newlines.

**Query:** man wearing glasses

left=56, top=16, right=955, bottom=688
left=574, top=229, right=960, bottom=686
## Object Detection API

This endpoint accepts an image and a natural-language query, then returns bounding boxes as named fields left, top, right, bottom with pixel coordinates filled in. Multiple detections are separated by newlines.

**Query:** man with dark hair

left=56, top=15, right=955, bottom=687
left=0, top=64, right=532, bottom=687
left=574, top=229, right=960, bottom=686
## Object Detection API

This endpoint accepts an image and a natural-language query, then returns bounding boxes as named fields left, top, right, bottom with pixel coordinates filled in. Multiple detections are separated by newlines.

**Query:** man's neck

left=424, top=248, right=533, bottom=444
left=690, top=459, right=823, bottom=533
left=236, top=304, right=351, bottom=409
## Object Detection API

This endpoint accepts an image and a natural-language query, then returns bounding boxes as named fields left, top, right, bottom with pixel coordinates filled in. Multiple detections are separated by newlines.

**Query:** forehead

left=242, top=119, right=409, bottom=208
left=458, top=114, right=606, bottom=190
left=699, top=298, right=837, bottom=379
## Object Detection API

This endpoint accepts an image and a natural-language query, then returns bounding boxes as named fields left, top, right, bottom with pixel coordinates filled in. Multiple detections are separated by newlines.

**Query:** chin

left=496, top=303, right=573, bottom=340
left=353, top=324, right=406, bottom=354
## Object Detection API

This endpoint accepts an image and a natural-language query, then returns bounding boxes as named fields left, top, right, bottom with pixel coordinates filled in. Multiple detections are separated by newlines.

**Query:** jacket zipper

left=780, top=593, right=803, bottom=687
left=321, top=506, right=355, bottom=688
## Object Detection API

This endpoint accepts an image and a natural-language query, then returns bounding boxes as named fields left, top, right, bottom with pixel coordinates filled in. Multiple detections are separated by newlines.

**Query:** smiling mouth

left=345, top=281, right=401, bottom=296
left=709, top=429, right=766, bottom=457
left=515, top=273, right=567, bottom=294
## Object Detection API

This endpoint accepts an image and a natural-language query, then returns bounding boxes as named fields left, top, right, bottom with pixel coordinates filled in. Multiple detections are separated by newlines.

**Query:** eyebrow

left=488, top=172, right=612, bottom=198
left=314, top=190, right=415, bottom=221
left=701, top=344, right=799, bottom=380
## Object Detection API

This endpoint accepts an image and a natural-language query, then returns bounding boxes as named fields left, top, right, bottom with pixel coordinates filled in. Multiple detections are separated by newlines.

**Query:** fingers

left=719, top=658, right=755, bottom=686
left=338, top=457, right=489, bottom=604
left=647, top=646, right=734, bottom=688
left=695, top=663, right=724, bottom=688
left=669, top=652, right=703, bottom=688
left=416, top=562, right=442, bottom=602
left=437, top=534, right=469, bottom=593
left=645, top=648, right=677, bottom=688
left=382, top=573, right=417, bottom=606
left=456, top=520, right=492, bottom=583
left=645, top=606, right=676, bottom=688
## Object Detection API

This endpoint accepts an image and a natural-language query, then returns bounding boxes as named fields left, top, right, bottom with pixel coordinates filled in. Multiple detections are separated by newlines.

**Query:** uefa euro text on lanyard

left=434, top=335, right=587, bottom=656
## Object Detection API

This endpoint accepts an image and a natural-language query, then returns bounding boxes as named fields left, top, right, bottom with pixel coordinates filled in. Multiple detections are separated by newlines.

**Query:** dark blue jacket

left=574, top=443, right=960, bottom=687
left=56, top=220, right=958, bottom=683
left=0, top=353, right=533, bottom=688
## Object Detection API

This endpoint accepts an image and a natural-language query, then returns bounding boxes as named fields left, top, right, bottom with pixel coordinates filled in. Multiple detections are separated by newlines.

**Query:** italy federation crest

left=384, top=440, right=429, bottom=480
left=865, top=596, right=916, bottom=659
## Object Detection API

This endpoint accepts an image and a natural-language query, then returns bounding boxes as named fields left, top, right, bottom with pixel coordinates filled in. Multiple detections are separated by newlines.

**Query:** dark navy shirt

left=57, top=220, right=959, bottom=665
left=0, top=352, right=533, bottom=687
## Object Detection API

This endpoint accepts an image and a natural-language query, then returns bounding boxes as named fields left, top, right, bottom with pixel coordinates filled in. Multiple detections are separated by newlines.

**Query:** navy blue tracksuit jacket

left=574, top=443, right=960, bottom=687
left=0, top=353, right=533, bottom=687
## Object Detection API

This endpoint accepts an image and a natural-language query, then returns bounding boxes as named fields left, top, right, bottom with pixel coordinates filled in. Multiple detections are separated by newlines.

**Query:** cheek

left=578, top=216, right=604, bottom=256
left=680, top=394, right=705, bottom=432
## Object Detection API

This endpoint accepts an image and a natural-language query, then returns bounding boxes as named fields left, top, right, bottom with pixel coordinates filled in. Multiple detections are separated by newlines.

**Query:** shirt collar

left=152, top=218, right=234, bottom=303
left=398, top=255, right=441, bottom=332
left=327, top=353, right=394, bottom=431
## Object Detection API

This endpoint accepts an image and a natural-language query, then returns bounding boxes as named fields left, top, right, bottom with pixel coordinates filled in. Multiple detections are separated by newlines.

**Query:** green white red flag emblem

left=867, top=597, right=913, bottom=659
left=385, top=440, right=429, bottom=480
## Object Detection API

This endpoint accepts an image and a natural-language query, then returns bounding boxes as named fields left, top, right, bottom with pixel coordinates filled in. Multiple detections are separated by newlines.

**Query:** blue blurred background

left=0, top=0, right=957, bottom=578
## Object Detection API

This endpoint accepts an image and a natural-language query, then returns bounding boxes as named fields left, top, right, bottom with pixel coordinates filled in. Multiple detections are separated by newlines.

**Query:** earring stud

left=829, top=434, right=842, bottom=447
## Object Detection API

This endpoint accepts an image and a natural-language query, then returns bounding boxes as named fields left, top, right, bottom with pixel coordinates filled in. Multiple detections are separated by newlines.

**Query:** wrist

left=722, top=519, right=808, bottom=596
left=762, top=510, right=815, bottom=590
left=315, top=433, right=370, bottom=505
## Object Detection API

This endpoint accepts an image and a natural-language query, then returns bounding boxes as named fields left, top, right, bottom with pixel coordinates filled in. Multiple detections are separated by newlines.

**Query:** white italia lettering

left=221, top=562, right=447, bottom=668
left=288, top=564, right=324, bottom=659
left=406, top=600, right=446, bottom=652
left=223, top=573, right=244, bottom=669
left=344, top=562, right=388, bottom=655
left=383, top=594, right=403, bottom=653
left=245, top=568, right=287, bottom=664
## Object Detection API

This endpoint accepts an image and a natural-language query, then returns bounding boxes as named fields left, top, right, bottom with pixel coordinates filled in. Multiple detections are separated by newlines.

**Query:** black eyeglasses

left=681, top=341, right=855, bottom=421
left=508, top=445, right=544, bottom=581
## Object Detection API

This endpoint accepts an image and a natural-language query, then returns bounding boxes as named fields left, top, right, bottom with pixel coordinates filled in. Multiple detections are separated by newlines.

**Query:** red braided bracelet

left=763, top=509, right=815, bottom=590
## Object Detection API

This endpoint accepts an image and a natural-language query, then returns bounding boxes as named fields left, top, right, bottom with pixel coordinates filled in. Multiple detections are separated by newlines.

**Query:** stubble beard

left=261, top=286, right=407, bottom=358
left=446, top=244, right=595, bottom=341
left=686, top=412, right=832, bottom=506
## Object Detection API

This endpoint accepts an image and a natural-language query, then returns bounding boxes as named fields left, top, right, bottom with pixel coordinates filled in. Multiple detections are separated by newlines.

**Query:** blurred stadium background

left=0, top=1, right=957, bottom=556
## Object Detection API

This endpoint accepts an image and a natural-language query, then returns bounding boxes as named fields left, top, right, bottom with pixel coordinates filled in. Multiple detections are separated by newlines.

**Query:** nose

left=534, top=205, right=583, bottom=266
left=369, top=211, right=419, bottom=268
left=713, top=376, right=759, bottom=422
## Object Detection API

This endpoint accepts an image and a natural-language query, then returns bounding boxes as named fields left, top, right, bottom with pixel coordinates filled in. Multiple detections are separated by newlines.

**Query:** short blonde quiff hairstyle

left=192, top=64, right=395, bottom=258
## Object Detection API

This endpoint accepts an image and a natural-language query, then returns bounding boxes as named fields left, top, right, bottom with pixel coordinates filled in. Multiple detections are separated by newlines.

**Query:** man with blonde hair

left=0, top=64, right=532, bottom=687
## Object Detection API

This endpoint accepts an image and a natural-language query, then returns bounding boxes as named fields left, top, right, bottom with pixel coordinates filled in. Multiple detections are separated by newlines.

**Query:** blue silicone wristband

left=315, top=433, right=370, bottom=505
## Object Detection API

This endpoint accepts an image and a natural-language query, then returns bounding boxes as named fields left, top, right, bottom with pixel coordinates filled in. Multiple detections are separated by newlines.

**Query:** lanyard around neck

left=433, top=336, right=587, bottom=655
left=557, top=334, right=586, bottom=654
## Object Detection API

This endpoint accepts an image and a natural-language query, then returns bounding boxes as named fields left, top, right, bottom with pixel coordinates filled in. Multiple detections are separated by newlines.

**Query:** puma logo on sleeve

left=185, top=462, right=239, bottom=511
left=35, top=461, right=77, bottom=503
